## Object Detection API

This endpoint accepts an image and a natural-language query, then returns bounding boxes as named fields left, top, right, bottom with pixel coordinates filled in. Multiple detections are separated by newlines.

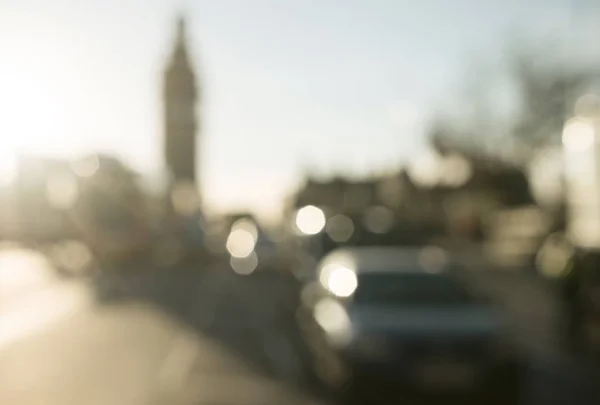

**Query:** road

left=1, top=246, right=599, bottom=405
left=0, top=248, right=323, bottom=405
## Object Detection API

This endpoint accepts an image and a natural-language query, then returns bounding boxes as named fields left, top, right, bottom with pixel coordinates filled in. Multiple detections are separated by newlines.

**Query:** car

left=303, top=246, right=523, bottom=403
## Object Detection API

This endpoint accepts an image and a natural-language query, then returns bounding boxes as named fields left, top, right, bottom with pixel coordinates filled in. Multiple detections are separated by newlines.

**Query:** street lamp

left=295, top=205, right=326, bottom=235
left=226, top=219, right=258, bottom=258
left=293, top=205, right=327, bottom=276
left=563, top=116, right=600, bottom=248
left=563, top=118, right=595, bottom=153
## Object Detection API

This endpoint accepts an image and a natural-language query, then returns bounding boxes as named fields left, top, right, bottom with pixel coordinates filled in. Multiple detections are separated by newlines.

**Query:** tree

left=429, top=38, right=600, bottom=165
left=509, top=49, right=598, bottom=151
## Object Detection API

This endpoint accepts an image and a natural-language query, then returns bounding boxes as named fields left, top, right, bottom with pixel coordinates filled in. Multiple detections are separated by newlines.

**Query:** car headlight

left=314, top=298, right=353, bottom=346
left=319, top=265, right=358, bottom=298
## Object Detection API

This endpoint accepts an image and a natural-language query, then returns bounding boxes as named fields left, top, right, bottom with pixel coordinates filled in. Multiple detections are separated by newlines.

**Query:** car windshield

left=352, top=272, right=473, bottom=307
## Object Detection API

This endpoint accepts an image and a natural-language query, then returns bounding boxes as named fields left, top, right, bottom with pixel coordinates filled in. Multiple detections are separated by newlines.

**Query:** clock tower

left=164, top=16, right=199, bottom=188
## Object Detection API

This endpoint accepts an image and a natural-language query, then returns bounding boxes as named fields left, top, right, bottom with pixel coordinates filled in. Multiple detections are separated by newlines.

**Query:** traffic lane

left=0, top=300, right=326, bottom=405
left=172, top=267, right=314, bottom=385
left=91, top=265, right=320, bottom=388
left=0, top=303, right=187, bottom=405
left=0, top=246, right=325, bottom=404
left=90, top=264, right=598, bottom=404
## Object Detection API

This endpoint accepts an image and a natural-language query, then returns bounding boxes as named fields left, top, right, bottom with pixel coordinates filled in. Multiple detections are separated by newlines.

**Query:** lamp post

left=293, top=205, right=326, bottom=281
left=563, top=117, right=600, bottom=248
left=562, top=115, right=600, bottom=356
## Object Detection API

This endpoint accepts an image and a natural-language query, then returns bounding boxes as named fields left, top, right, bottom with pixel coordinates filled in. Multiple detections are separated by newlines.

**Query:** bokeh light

left=407, top=150, right=442, bottom=187
left=313, top=297, right=352, bottom=345
left=51, top=240, right=93, bottom=274
left=440, top=154, right=473, bottom=187
left=226, top=228, right=256, bottom=258
left=536, top=233, right=573, bottom=278
left=231, top=218, right=259, bottom=241
left=295, top=205, right=326, bottom=235
left=70, top=155, right=100, bottom=178
left=230, top=251, right=258, bottom=275
left=364, top=206, right=394, bottom=234
left=529, top=148, right=564, bottom=206
left=320, top=265, right=358, bottom=298
left=418, top=246, right=448, bottom=273
left=563, top=118, right=595, bottom=152
left=326, top=214, right=354, bottom=242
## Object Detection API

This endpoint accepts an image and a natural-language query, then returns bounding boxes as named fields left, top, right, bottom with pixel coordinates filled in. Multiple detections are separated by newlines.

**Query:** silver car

left=304, top=246, right=522, bottom=403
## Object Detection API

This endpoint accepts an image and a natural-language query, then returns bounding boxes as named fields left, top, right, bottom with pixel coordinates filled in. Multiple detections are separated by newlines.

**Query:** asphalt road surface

left=0, top=248, right=323, bottom=405
left=1, top=246, right=599, bottom=405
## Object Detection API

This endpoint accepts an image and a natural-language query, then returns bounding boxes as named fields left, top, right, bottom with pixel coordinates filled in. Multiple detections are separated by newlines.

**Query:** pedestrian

left=560, top=249, right=585, bottom=355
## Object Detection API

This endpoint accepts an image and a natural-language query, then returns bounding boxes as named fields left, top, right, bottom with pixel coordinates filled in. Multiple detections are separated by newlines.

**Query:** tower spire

left=163, top=14, right=199, bottom=190
left=168, top=13, right=191, bottom=69
left=176, top=14, right=187, bottom=47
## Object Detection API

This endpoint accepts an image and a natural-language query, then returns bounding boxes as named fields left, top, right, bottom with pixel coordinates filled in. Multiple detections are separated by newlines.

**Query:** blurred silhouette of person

left=560, top=248, right=600, bottom=356
left=577, top=250, right=600, bottom=359
left=561, top=250, right=583, bottom=354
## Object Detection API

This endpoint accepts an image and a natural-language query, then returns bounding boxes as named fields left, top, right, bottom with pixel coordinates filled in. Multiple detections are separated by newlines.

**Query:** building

left=288, top=173, right=444, bottom=251
left=163, top=16, right=200, bottom=193
left=286, top=149, right=536, bottom=256
left=69, top=154, right=153, bottom=262
left=0, top=155, right=77, bottom=241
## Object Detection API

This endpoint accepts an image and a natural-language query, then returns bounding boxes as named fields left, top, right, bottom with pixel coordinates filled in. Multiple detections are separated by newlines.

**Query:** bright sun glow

left=0, top=248, right=91, bottom=349
left=0, top=65, right=70, bottom=154
left=0, top=148, right=18, bottom=187
left=0, top=249, right=54, bottom=299
left=0, top=20, right=83, bottom=180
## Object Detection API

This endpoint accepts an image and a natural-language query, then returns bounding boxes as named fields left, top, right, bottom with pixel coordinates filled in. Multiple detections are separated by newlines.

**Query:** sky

left=0, top=0, right=591, bottom=220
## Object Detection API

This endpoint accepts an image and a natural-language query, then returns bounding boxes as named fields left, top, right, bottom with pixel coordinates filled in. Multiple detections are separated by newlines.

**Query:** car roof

left=317, top=246, right=452, bottom=275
